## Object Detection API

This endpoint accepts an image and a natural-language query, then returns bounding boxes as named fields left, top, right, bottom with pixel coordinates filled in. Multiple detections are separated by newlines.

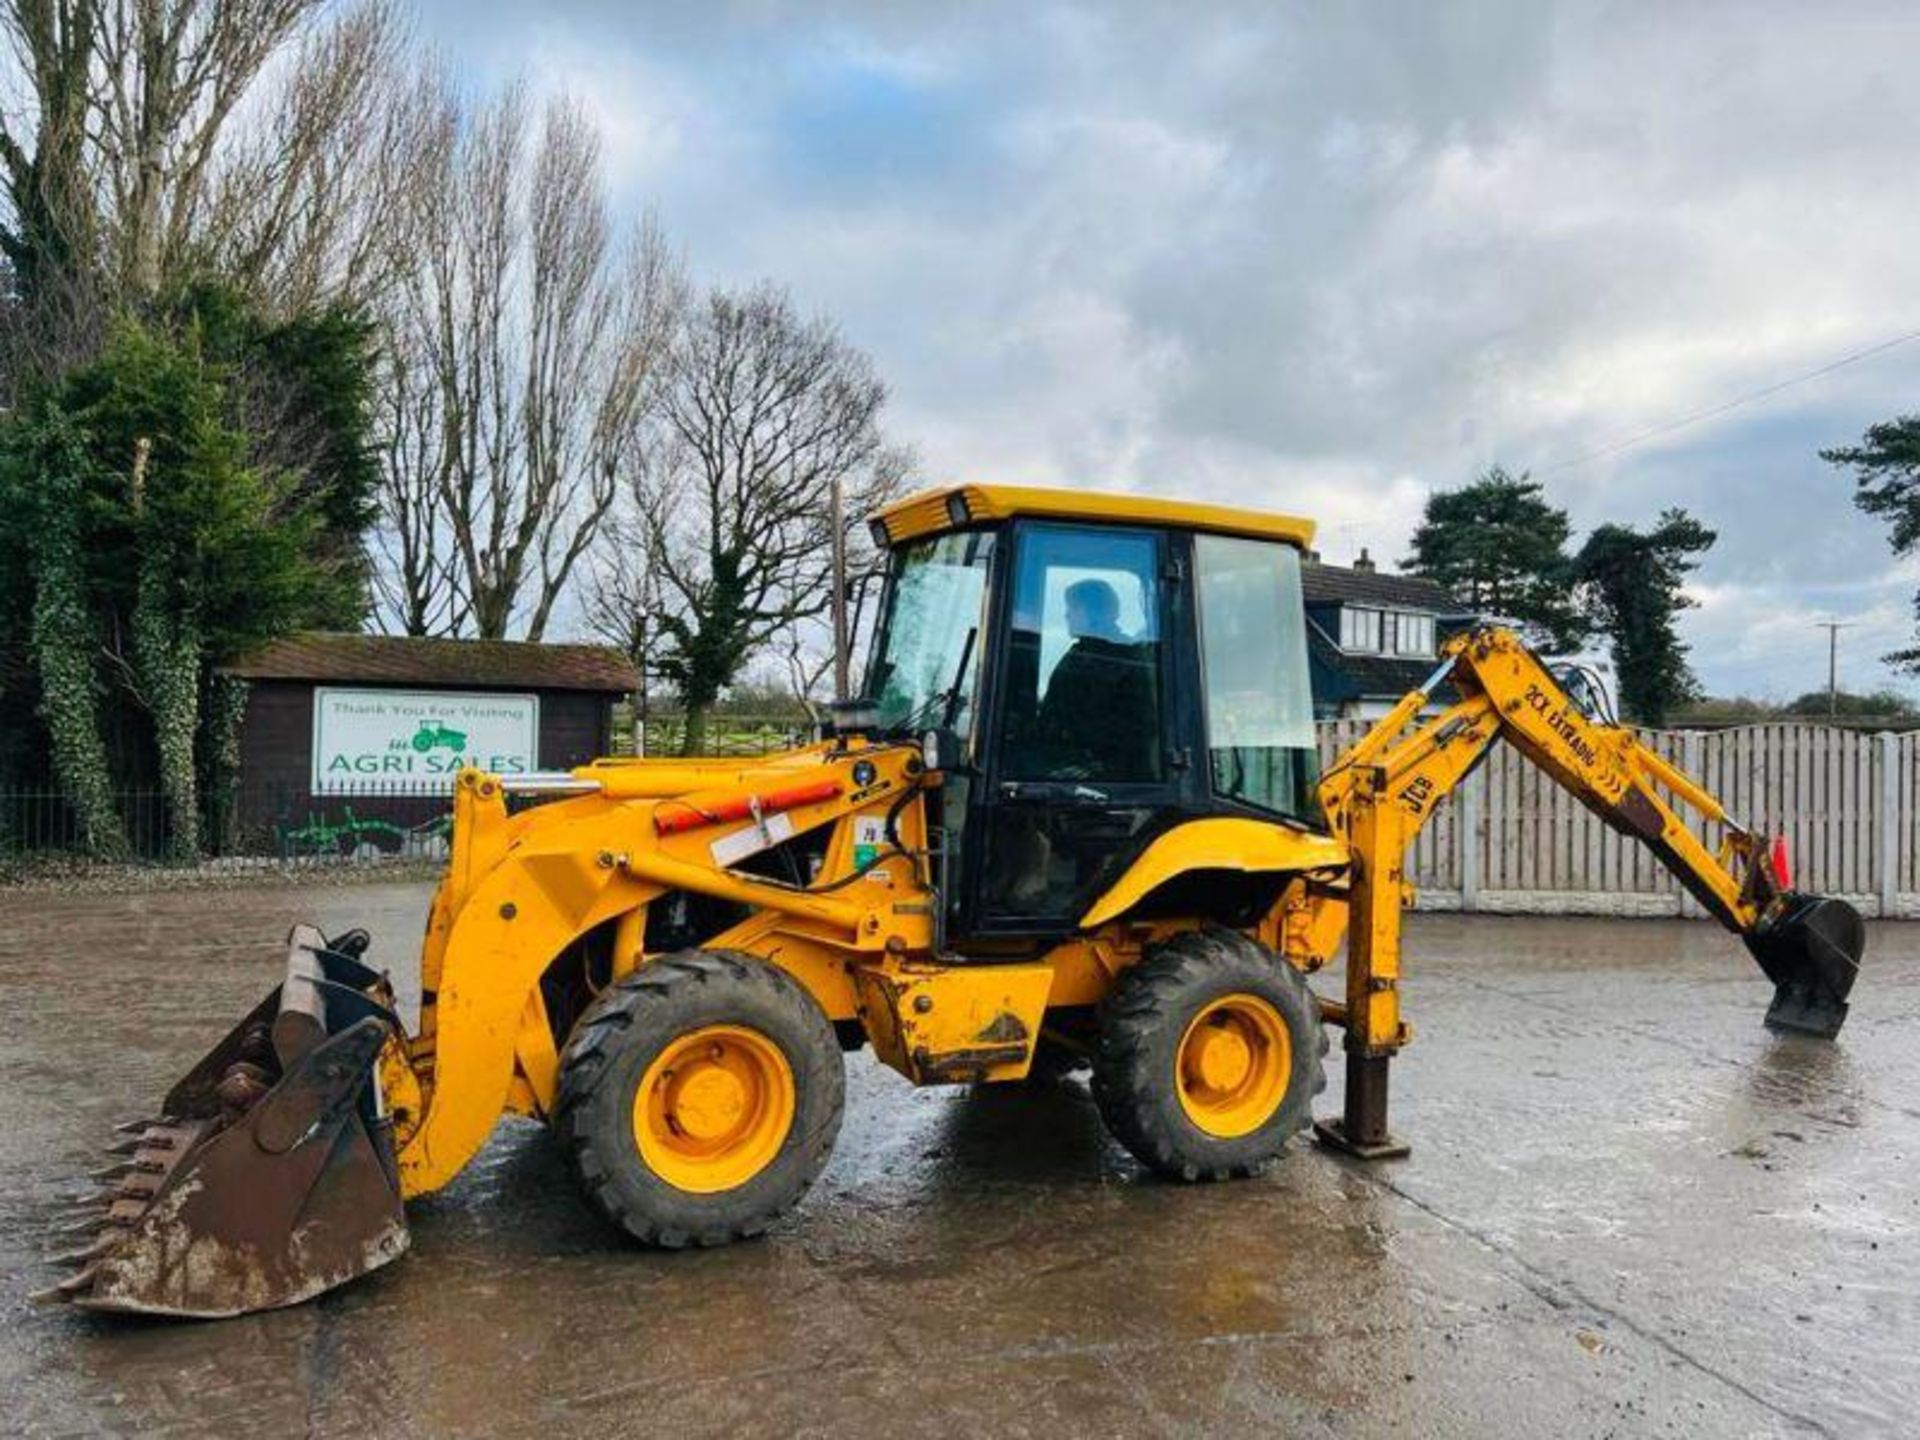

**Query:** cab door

left=967, top=520, right=1193, bottom=936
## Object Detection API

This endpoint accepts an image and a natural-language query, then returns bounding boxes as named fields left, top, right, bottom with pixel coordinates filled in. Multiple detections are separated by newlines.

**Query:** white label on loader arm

left=853, top=814, right=886, bottom=869
left=711, top=812, right=796, bottom=868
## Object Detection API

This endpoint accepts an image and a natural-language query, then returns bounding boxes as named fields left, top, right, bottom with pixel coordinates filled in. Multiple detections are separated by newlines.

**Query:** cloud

left=416, top=0, right=1920, bottom=697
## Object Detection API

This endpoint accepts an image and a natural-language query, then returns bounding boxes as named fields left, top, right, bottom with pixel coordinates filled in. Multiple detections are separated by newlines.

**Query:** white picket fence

left=1315, top=721, right=1920, bottom=920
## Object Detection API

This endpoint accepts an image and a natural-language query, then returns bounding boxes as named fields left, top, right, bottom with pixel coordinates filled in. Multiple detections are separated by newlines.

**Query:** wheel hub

left=1175, top=995, right=1292, bottom=1139
left=668, top=1062, right=749, bottom=1141
left=1187, top=1023, right=1254, bottom=1094
left=633, top=1025, right=796, bottom=1193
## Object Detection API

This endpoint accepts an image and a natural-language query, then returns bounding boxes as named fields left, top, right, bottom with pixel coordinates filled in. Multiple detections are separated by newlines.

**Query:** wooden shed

left=216, top=633, right=636, bottom=855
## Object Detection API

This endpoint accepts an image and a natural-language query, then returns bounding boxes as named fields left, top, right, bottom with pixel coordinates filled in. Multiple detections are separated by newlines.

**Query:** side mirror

left=829, top=698, right=880, bottom=737
left=921, top=727, right=968, bottom=775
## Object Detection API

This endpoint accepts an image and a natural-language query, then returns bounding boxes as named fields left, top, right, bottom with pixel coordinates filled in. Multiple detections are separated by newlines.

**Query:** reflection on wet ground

left=2, top=883, right=1912, bottom=1436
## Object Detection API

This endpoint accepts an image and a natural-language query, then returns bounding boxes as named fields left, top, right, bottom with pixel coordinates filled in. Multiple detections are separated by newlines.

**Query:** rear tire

left=555, top=950, right=844, bottom=1247
left=1092, top=927, right=1326, bottom=1181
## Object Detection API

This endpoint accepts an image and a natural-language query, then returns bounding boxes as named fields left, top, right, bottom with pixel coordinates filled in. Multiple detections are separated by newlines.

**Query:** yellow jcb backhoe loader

left=39, top=485, right=1864, bottom=1318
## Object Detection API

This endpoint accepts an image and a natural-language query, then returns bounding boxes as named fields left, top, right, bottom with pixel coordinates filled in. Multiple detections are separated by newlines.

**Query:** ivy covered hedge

left=0, top=290, right=377, bottom=860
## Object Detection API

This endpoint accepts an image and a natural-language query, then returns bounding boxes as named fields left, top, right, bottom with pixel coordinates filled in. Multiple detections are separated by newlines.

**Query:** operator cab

left=860, top=485, right=1323, bottom=945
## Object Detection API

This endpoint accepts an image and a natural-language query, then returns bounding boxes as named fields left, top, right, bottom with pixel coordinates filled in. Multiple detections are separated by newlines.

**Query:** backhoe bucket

left=35, top=926, right=409, bottom=1318
left=1746, top=892, right=1864, bottom=1039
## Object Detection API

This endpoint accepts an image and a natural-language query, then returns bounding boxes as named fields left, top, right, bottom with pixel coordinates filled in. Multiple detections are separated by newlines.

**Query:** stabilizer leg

left=1314, top=1052, right=1411, bottom=1160
left=1313, top=764, right=1412, bottom=1161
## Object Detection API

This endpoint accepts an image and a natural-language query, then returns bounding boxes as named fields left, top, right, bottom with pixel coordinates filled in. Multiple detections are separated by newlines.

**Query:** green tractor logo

left=411, top=720, right=468, bottom=755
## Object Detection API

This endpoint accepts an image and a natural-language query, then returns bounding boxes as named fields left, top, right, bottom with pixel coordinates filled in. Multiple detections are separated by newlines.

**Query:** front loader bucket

left=1746, top=892, right=1865, bottom=1039
left=35, top=926, right=409, bottom=1318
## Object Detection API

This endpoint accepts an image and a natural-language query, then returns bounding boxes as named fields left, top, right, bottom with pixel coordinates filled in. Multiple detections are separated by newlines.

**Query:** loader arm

left=1306, top=626, right=1864, bottom=1159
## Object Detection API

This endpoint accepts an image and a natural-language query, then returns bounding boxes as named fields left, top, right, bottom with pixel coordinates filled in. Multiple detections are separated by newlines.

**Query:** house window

left=1343, top=606, right=1434, bottom=657
left=1394, top=613, right=1434, bottom=657
left=1340, top=606, right=1382, bottom=653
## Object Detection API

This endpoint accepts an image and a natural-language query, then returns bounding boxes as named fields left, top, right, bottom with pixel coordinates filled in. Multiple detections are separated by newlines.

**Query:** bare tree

left=776, top=618, right=834, bottom=722
left=0, top=0, right=431, bottom=393
left=91, top=0, right=324, bottom=298
left=203, top=0, right=434, bottom=313
left=0, top=0, right=114, bottom=384
left=583, top=501, right=664, bottom=749
left=377, top=84, right=680, bottom=641
left=585, top=502, right=661, bottom=676
left=612, top=282, right=912, bottom=753
left=368, top=334, right=465, bottom=635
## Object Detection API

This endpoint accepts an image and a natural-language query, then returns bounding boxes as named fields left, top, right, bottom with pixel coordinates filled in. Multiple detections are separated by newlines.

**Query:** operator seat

left=1033, top=578, right=1159, bottom=781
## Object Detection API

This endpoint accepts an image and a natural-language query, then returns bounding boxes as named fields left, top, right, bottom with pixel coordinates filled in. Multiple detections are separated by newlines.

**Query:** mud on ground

left=1, top=883, right=1912, bottom=1438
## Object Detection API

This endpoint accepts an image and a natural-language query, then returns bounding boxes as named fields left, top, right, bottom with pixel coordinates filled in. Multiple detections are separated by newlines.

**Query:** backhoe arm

left=1306, top=627, right=1865, bottom=1160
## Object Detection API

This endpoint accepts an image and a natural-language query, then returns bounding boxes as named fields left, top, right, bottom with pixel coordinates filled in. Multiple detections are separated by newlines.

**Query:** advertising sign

left=313, top=688, right=539, bottom=792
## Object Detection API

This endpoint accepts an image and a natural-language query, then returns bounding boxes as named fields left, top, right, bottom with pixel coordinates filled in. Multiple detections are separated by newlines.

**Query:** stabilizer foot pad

left=1313, top=1117, right=1411, bottom=1161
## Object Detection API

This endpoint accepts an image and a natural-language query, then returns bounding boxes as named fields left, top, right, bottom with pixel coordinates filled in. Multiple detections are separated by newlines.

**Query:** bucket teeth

left=53, top=1194, right=146, bottom=1231
left=105, top=1132, right=175, bottom=1156
left=49, top=1232, right=123, bottom=1266
left=90, top=1155, right=166, bottom=1181
left=113, top=1116, right=166, bottom=1135
left=56, top=1198, right=121, bottom=1223
left=29, top=1264, right=101, bottom=1305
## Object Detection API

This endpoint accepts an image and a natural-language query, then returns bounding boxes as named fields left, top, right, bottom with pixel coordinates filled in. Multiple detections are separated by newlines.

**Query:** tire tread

left=1091, top=927, right=1325, bottom=1181
left=555, top=949, right=843, bottom=1247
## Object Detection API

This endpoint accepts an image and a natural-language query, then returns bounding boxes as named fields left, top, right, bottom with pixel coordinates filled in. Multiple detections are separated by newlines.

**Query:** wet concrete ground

left=1, top=880, right=1913, bottom=1438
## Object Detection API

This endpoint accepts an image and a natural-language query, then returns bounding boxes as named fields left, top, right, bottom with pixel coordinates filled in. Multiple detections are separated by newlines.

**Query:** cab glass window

left=1195, top=534, right=1320, bottom=822
left=998, top=524, right=1165, bottom=783
left=866, top=529, right=996, bottom=741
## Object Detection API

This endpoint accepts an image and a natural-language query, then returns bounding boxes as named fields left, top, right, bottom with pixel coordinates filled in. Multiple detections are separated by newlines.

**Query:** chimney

left=1303, top=547, right=1321, bottom=563
left=1353, top=546, right=1376, bottom=574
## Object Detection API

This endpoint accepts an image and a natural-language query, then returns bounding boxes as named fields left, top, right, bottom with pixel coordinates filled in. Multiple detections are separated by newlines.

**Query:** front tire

left=1093, top=927, right=1326, bottom=1181
left=555, top=950, right=844, bottom=1247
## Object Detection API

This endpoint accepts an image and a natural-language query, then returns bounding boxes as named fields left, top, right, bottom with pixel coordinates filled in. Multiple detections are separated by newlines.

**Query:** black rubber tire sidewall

left=1092, top=927, right=1326, bottom=1181
left=556, top=951, right=845, bottom=1246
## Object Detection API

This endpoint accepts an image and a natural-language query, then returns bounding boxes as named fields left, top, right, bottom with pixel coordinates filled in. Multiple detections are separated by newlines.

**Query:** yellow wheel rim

left=633, top=1024, right=796, bottom=1193
left=1175, top=994, right=1292, bottom=1139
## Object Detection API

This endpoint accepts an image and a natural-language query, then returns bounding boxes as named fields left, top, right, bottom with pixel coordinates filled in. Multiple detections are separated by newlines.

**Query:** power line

left=1536, top=327, right=1920, bottom=475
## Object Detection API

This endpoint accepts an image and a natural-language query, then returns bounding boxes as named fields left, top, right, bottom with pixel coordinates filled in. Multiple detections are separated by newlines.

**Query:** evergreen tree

left=1402, top=466, right=1586, bottom=650
left=169, top=282, right=380, bottom=627
left=1822, top=415, right=1920, bottom=671
left=0, top=319, right=329, bottom=855
left=1574, top=509, right=1717, bottom=726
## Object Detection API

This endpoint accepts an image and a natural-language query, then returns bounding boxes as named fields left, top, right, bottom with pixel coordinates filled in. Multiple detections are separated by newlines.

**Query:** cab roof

left=870, top=484, right=1316, bottom=550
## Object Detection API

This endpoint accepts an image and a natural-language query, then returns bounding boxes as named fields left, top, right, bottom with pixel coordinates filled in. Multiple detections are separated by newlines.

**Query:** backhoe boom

left=1307, top=627, right=1865, bottom=1158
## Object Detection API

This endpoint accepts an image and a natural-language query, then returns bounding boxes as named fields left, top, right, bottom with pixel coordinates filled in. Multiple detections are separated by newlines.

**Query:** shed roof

left=221, top=632, right=638, bottom=693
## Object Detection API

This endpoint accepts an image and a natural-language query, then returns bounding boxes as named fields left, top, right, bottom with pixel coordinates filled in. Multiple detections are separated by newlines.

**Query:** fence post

left=1879, top=730, right=1899, bottom=919
left=1457, top=772, right=1480, bottom=913
left=1678, top=731, right=1703, bottom=919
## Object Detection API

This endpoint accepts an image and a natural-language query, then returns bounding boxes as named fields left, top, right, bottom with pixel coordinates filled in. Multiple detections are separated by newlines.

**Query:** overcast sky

left=415, top=0, right=1920, bottom=701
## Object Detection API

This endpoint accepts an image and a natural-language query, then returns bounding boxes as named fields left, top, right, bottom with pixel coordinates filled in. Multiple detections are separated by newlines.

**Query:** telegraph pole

left=1815, top=620, right=1855, bottom=719
left=830, top=475, right=850, bottom=703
